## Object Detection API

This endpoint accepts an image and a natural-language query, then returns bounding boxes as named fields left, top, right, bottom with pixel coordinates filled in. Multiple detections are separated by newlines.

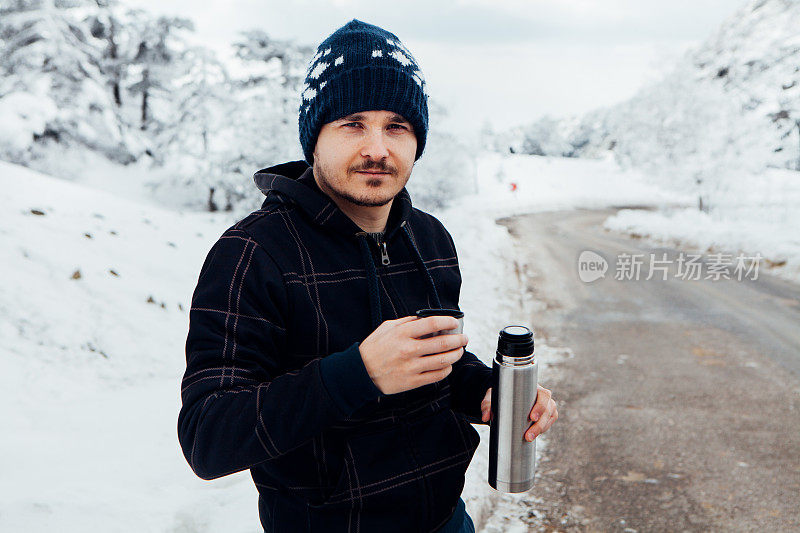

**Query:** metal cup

left=414, top=308, right=464, bottom=337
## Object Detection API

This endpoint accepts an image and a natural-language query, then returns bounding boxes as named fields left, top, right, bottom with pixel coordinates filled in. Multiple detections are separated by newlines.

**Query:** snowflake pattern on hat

left=300, top=33, right=427, bottom=113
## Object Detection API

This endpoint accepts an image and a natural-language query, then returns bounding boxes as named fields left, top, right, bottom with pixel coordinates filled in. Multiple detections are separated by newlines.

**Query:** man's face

left=313, top=109, right=417, bottom=208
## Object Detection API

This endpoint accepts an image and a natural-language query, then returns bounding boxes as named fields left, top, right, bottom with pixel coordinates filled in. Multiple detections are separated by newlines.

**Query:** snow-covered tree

left=0, top=3, right=475, bottom=213
left=142, top=29, right=312, bottom=212
left=491, top=0, right=800, bottom=215
left=0, top=0, right=132, bottom=165
left=85, top=0, right=127, bottom=108
left=407, top=99, right=477, bottom=210
left=519, top=115, right=574, bottom=157
left=147, top=45, right=239, bottom=210
left=233, top=30, right=312, bottom=91
left=126, top=12, right=193, bottom=134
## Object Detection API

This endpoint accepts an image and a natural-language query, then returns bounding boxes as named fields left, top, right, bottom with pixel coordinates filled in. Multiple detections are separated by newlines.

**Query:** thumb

left=481, top=388, right=492, bottom=422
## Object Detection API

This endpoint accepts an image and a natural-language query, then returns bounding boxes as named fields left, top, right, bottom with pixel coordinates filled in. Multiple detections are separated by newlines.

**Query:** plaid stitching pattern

left=188, top=307, right=286, bottom=330
left=180, top=369, right=260, bottom=394
left=281, top=256, right=457, bottom=280
left=256, top=382, right=281, bottom=457
left=224, top=236, right=257, bottom=386
left=277, top=210, right=330, bottom=354
left=283, top=261, right=459, bottom=286
left=327, top=449, right=472, bottom=504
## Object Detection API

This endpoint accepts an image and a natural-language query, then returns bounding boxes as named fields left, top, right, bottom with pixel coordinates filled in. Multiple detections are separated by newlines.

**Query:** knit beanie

left=298, top=19, right=429, bottom=164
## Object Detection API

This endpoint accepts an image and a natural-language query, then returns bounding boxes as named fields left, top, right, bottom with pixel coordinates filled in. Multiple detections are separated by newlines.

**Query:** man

left=178, top=19, right=557, bottom=532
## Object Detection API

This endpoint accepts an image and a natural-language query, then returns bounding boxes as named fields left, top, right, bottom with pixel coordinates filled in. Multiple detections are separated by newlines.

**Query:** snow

left=494, top=1, right=800, bottom=285
left=461, top=152, right=692, bottom=219
left=603, top=166, right=800, bottom=284
left=506, top=0, right=800, bottom=176
left=0, top=91, right=57, bottom=154
left=0, top=159, right=256, bottom=531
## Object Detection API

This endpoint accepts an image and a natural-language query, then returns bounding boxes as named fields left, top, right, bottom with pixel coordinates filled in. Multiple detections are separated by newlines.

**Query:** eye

left=342, top=122, right=362, bottom=128
left=388, top=123, right=409, bottom=131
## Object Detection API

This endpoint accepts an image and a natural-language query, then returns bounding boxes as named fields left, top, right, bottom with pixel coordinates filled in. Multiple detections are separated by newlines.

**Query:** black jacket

left=178, top=160, right=493, bottom=532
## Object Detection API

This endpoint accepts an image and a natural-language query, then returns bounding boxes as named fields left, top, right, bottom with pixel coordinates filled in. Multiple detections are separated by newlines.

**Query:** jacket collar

left=253, top=160, right=413, bottom=242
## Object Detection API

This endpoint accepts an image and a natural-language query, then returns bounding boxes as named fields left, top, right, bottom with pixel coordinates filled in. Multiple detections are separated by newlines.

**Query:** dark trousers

left=435, top=498, right=476, bottom=533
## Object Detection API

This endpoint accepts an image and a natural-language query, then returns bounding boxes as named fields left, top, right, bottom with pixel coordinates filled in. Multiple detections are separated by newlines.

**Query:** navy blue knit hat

left=299, top=19, right=429, bottom=164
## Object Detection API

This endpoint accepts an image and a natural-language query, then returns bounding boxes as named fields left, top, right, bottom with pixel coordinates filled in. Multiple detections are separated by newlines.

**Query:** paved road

left=496, top=208, right=800, bottom=532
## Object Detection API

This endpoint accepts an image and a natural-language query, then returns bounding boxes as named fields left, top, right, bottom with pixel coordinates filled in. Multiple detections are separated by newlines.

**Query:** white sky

left=125, top=0, right=741, bottom=136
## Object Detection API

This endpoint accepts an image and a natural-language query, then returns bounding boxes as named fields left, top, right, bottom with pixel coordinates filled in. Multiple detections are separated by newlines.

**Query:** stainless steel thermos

left=488, top=325, right=538, bottom=493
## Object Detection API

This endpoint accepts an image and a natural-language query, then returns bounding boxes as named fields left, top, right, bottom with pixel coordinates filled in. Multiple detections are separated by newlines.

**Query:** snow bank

left=0, top=91, right=58, bottom=154
left=0, top=159, right=258, bottom=531
left=461, top=152, right=691, bottom=219
left=604, top=166, right=800, bottom=284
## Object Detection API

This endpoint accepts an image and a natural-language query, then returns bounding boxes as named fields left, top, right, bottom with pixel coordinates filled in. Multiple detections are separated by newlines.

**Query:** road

left=493, top=208, right=800, bottom=532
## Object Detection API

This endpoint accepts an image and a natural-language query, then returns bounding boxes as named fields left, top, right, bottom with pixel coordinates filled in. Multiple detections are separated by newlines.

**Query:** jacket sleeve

left=450, top=349, right=493, bottom=424
left=177, top=227, right=383, bottom=480
left=441, top=228, right=494, bottom=425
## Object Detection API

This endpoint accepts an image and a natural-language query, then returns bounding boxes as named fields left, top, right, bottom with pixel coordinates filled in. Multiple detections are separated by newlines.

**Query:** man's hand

left=480, top=385, right=558, bottom=442
left=359, top=315, right=468, bottom=395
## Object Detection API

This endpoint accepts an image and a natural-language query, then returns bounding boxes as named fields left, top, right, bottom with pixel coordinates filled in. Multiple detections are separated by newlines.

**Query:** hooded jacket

left=178, top=160, right=493, bottom=532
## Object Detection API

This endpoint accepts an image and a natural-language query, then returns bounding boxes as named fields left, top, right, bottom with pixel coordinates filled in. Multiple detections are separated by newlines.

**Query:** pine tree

left=0, top=0, right=134, bottom=164
left=126, top=12, right=193, bottom=133
left=86, top=0, right=127, bottom=107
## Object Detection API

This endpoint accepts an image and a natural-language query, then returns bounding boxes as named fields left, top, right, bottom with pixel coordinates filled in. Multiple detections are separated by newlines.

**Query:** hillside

left=504, top=0, right=800, bottom=186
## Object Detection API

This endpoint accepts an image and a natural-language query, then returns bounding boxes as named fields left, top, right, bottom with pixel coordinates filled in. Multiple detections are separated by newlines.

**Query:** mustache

left=352, top=161, right=396, bottom=174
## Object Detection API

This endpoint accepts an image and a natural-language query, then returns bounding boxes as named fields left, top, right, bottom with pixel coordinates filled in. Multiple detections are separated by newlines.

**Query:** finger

left=389, top=315, right=420, bottom=328
left=415, top=363, right=453, bottom=386
left=402, top=315, right=460, bottom=339
left=529, top=386, right=552, bottom=423
left=481, top=387, right=492, bottom=405
left=526, top=398, right=558, bottom=441
left=481, top=388, right=492, bottom=422
left=542, top=399, right=558, bottom=433
left=526, top=408, right=552, bottom=441
left=414, top=346, right=463, bottom=373
left=376, top=315, right=418, bottom=334
left=415, top=332, right=468, bottom=357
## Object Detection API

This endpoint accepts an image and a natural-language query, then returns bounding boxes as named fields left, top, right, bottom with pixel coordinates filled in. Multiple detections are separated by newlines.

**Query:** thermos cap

left=501, top=325, right=531, bottom=337
left=497, top=325, right=534, bottom=360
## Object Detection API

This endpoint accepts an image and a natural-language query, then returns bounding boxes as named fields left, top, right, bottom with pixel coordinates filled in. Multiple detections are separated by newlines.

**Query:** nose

left=360, top=127, right=390, bottom=161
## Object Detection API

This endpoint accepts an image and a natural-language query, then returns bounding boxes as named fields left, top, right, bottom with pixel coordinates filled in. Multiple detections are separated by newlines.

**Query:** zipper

left=376, top=238, right=384, bottom=404
left=379, top=241, right=390, bottom=265
left=354, top=231, right=388, bottom=405
left=354, top=230, right=391, bottom=265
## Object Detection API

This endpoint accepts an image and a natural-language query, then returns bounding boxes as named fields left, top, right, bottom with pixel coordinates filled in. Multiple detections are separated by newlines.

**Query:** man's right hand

left=359, top=315, right=468, bottom=395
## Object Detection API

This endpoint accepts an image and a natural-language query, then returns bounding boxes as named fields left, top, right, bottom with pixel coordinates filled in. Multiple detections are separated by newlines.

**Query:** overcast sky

left=127, top=0, right=742, bottom=136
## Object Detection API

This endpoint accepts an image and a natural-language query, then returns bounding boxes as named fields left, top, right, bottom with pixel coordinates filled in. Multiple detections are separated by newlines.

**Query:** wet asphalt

left=494, top=208, right=800, bottom=532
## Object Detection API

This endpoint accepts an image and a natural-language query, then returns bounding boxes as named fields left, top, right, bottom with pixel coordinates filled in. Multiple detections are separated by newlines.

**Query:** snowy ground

left=0, top=152, right=778, bottom=531
left=603, top=166, right=800, bottom=285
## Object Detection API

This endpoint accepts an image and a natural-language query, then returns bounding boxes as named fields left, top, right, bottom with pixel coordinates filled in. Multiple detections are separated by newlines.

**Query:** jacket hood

left=253, top=160, right=414, bottom=242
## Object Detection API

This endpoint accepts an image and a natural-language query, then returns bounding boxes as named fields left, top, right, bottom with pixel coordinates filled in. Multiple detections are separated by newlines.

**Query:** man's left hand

left=480, top=385, right=558, bottom=442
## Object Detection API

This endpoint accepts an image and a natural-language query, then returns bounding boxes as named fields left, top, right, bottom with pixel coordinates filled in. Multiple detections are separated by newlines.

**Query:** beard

left=313, top=159, right=410, bottom=208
